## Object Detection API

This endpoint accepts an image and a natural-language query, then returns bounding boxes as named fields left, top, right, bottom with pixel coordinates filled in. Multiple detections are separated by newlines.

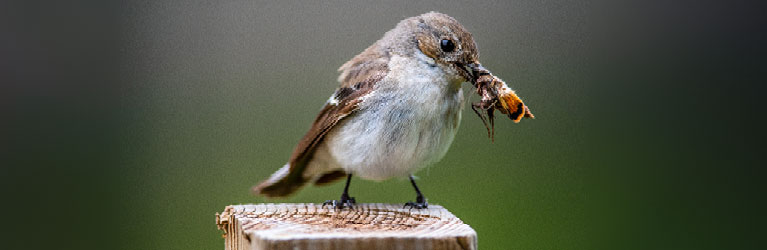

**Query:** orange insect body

left=471, top=71, right=533, bottom=141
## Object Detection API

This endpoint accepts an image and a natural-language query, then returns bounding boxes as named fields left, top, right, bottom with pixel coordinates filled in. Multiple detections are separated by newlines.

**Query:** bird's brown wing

left=253, top=50, right=389, bottom=197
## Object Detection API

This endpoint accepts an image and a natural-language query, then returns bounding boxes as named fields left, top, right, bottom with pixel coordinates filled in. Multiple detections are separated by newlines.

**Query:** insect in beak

left=466, top=62, right=534, bottom=141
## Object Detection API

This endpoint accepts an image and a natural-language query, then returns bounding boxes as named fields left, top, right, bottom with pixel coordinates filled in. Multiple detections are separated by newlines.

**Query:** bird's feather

left=253, top=45, right=390, bottom=197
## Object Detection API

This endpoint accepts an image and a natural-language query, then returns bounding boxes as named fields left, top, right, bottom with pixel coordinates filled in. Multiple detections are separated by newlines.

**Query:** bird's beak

left=457, top=61, right=490, bottom=83
left=457, top=61, right=481, bottom=82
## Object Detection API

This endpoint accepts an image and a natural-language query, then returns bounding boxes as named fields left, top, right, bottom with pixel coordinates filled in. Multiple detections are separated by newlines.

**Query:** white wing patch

left=326, top=93, right=339, bottom=106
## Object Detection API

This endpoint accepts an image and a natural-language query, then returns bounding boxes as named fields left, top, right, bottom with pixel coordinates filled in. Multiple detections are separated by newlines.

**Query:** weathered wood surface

left=216, top=203, right=477, bottom=250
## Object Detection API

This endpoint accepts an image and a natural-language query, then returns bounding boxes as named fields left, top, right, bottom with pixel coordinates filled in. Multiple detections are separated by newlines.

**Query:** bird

left=253, top=12, right=528, bottom=209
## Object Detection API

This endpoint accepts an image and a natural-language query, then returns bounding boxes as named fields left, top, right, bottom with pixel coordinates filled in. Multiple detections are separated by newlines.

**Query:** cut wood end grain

left=216, top=203, right=477, bottom=250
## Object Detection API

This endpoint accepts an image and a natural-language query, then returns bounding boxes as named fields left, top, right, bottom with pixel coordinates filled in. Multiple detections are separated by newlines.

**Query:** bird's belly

left=325, top=87, right=464, bottom=180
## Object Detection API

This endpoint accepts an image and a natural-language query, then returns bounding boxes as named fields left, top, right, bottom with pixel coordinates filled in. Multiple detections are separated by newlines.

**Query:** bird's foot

left=403, top=199, right=428, bottom=209
left=322, top=195, right=356, bottom=209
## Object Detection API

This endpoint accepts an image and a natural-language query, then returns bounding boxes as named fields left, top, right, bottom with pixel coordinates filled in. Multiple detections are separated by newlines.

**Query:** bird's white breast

left=321, top=53, right=465, bottom=180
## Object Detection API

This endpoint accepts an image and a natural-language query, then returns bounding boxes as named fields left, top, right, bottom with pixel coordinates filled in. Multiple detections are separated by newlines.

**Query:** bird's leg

left=322, top=174, right=356, bottom=209
left=339, top=173, right=356, bottom=205
left=403, top=175, right=428, bottom=209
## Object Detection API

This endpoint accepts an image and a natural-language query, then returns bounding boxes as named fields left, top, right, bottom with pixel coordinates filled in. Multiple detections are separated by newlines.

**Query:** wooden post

left=216, top=203, right=477, bottom=250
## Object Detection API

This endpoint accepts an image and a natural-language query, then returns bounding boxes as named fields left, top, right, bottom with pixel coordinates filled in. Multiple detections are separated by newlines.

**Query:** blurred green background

left=3, top=1, right=763, bottom=250
left=116, top=1, right=587, bottom=249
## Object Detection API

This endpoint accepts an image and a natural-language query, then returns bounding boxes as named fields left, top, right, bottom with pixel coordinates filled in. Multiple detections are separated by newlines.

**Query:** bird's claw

left=322, top=196, right=356, bottom=209
left=403, top=200, right=428, bottom=209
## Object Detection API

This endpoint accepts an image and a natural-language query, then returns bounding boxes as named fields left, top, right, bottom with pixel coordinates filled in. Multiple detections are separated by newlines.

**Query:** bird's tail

left=252, top=163, right=308, bottom=198
left=253, top=163, right=349, bottom=197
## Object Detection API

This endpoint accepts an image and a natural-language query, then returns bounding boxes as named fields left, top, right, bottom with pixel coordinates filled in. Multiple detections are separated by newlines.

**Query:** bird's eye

left=440, top=39, right=455, bottom=52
